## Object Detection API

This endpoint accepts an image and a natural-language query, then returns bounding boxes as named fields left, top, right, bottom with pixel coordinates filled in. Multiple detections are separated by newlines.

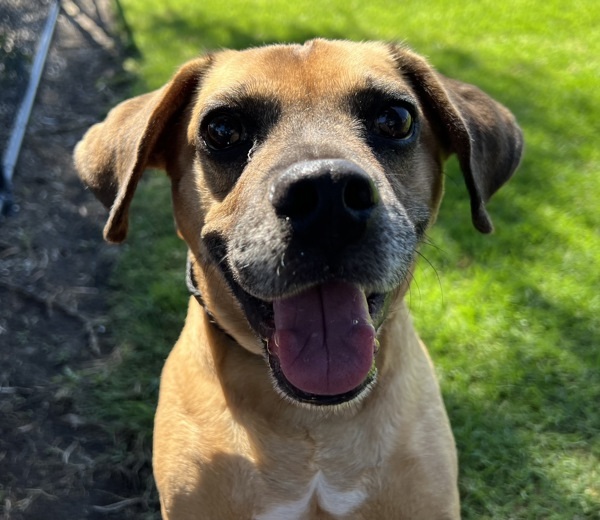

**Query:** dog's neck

left=186, top=253, right=235, bottom=341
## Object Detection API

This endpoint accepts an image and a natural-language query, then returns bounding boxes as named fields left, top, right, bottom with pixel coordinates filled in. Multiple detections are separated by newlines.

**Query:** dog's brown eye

left=372, top=106, right=413, bottom=140
left=203, top=113, right=245, bottom=150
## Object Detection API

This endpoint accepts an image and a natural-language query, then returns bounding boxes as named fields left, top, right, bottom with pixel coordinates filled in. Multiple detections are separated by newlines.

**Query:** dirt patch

left=0, top=1, right=156, bottom=518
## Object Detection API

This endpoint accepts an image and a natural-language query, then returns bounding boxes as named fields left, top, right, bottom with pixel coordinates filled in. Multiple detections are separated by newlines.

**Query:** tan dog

left=75, top=39, right=522, bottom=519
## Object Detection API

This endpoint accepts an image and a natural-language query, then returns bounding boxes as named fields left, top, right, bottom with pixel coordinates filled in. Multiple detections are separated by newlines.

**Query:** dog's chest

left=255, top=470, right=367, bottom=520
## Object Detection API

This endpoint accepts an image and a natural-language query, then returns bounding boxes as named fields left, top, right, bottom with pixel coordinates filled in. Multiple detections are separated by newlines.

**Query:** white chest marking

left=256, top=471, right=367, bottom=520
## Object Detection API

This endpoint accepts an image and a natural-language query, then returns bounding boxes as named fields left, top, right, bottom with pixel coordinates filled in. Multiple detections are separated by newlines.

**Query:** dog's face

left=189, top=42, right=446, bottom=404
left=75, top=39, right=522, bottom=407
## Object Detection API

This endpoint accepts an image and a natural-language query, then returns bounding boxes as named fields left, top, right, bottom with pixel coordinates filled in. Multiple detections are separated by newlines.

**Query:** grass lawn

left=86, top=0, right=600, bottom=517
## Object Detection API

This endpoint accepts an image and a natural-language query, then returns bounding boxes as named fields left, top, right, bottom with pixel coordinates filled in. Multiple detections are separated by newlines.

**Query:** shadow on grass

left=127, top=7, right=375, bottom=66
left=443, top=285, right=599, bottom=516
left=104, top=13, right=599, bottom=518
left=421, top=48, right=599, bottom=517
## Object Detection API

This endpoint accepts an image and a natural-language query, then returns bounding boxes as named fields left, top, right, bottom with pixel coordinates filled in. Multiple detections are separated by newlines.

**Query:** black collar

left=186, top=254, right=235, bottom=341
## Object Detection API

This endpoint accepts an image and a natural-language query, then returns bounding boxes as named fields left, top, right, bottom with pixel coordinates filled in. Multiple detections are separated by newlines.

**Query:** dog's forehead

left=198, top=40, right=407, bottom=104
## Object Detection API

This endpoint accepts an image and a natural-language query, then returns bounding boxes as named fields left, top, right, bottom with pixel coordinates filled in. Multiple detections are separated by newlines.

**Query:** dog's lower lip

left=266, top=349, right=377, bottom=406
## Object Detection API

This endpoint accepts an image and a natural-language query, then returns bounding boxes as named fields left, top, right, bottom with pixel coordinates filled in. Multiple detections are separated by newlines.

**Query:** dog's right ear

left=389, top=45, right=523, bottom=233
left=74, top=56, right=212, bottom=243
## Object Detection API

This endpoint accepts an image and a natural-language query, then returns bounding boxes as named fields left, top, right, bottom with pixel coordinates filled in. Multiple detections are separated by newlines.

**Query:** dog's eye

left=371, top=106, right=413, bottom=140
left=202, top=112, right=245, bottom=150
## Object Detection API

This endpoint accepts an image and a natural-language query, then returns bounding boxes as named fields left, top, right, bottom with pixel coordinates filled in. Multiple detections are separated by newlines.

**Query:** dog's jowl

left=75, top=39, right=523, bottom=519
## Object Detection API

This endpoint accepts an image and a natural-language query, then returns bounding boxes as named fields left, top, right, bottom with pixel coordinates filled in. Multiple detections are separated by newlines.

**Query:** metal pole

left=1, top=0, right=61, bottom=216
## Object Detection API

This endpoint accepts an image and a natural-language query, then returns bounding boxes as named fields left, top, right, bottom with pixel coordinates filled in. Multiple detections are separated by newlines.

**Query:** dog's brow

left=203, top=82, right=281, bottom=112
left=203, top=93, right=281, bottom=117
left=346, top=83, right=418, bottom=113
left=363, top=75, right=416, bottom=100
left=214, top=82, right=255, bottom=102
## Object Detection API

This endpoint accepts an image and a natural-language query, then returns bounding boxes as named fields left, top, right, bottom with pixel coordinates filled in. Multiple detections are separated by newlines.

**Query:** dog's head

left=75, top=39, right=523, bottom=406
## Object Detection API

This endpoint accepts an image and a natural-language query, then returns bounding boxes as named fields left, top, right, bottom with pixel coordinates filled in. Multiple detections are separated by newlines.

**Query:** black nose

left=269, top=159, right=379, bottom=250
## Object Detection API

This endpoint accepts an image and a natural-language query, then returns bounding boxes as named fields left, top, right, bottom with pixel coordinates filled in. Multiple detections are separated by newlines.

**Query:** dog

left=75, top=39, right=523, bottom=519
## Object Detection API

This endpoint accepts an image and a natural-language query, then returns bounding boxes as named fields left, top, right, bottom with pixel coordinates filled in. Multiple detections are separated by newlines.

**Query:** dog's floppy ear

left=390, top=46, right=524, bottom=233
left=74, top=56, right=212, bottom=243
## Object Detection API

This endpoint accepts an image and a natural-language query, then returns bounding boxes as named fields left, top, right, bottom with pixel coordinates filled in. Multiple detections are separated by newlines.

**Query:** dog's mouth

left=266, top=281, right=383, bottom=405
left=199, top=235, right=392, bottom=406
left=224, top=275, right=387, bottom=406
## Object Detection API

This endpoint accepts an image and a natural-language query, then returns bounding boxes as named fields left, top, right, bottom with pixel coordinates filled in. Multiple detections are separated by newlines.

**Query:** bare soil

left=0, top=1, right=156, bottom=518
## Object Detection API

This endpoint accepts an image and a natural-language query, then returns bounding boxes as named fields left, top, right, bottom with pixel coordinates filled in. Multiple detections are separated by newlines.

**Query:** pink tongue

left=271, top=281, right=376, bottom=396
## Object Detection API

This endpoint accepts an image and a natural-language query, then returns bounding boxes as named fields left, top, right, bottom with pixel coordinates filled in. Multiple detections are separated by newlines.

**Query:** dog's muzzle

left=204, top=159, right=416, bottom=405
left=262, top=160, right=379, bottom=401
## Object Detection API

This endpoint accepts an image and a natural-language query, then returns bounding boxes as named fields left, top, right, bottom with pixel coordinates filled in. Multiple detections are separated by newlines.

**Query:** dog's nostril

left=343, top=176, right=377, bottom=213
left=281, top=179, right=320, bottom=219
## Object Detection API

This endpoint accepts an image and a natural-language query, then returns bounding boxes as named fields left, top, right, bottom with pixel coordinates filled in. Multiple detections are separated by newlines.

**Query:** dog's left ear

left=74, top=56, right=212, bottom=243
left=390, top=46, right=524, bottom=233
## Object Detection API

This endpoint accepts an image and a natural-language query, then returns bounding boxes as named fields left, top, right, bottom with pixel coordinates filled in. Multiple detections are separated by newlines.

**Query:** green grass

left=89, top=0, right=600, bottom=517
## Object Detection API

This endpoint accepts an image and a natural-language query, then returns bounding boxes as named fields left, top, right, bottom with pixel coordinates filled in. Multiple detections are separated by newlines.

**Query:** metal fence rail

left=0, top=0, right=59, bottom=215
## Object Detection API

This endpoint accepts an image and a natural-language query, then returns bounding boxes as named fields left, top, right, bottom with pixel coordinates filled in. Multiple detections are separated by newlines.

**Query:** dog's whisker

left=415, top=250, right=444, bottom=305
left=420, top=235, right=446, bottom=255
